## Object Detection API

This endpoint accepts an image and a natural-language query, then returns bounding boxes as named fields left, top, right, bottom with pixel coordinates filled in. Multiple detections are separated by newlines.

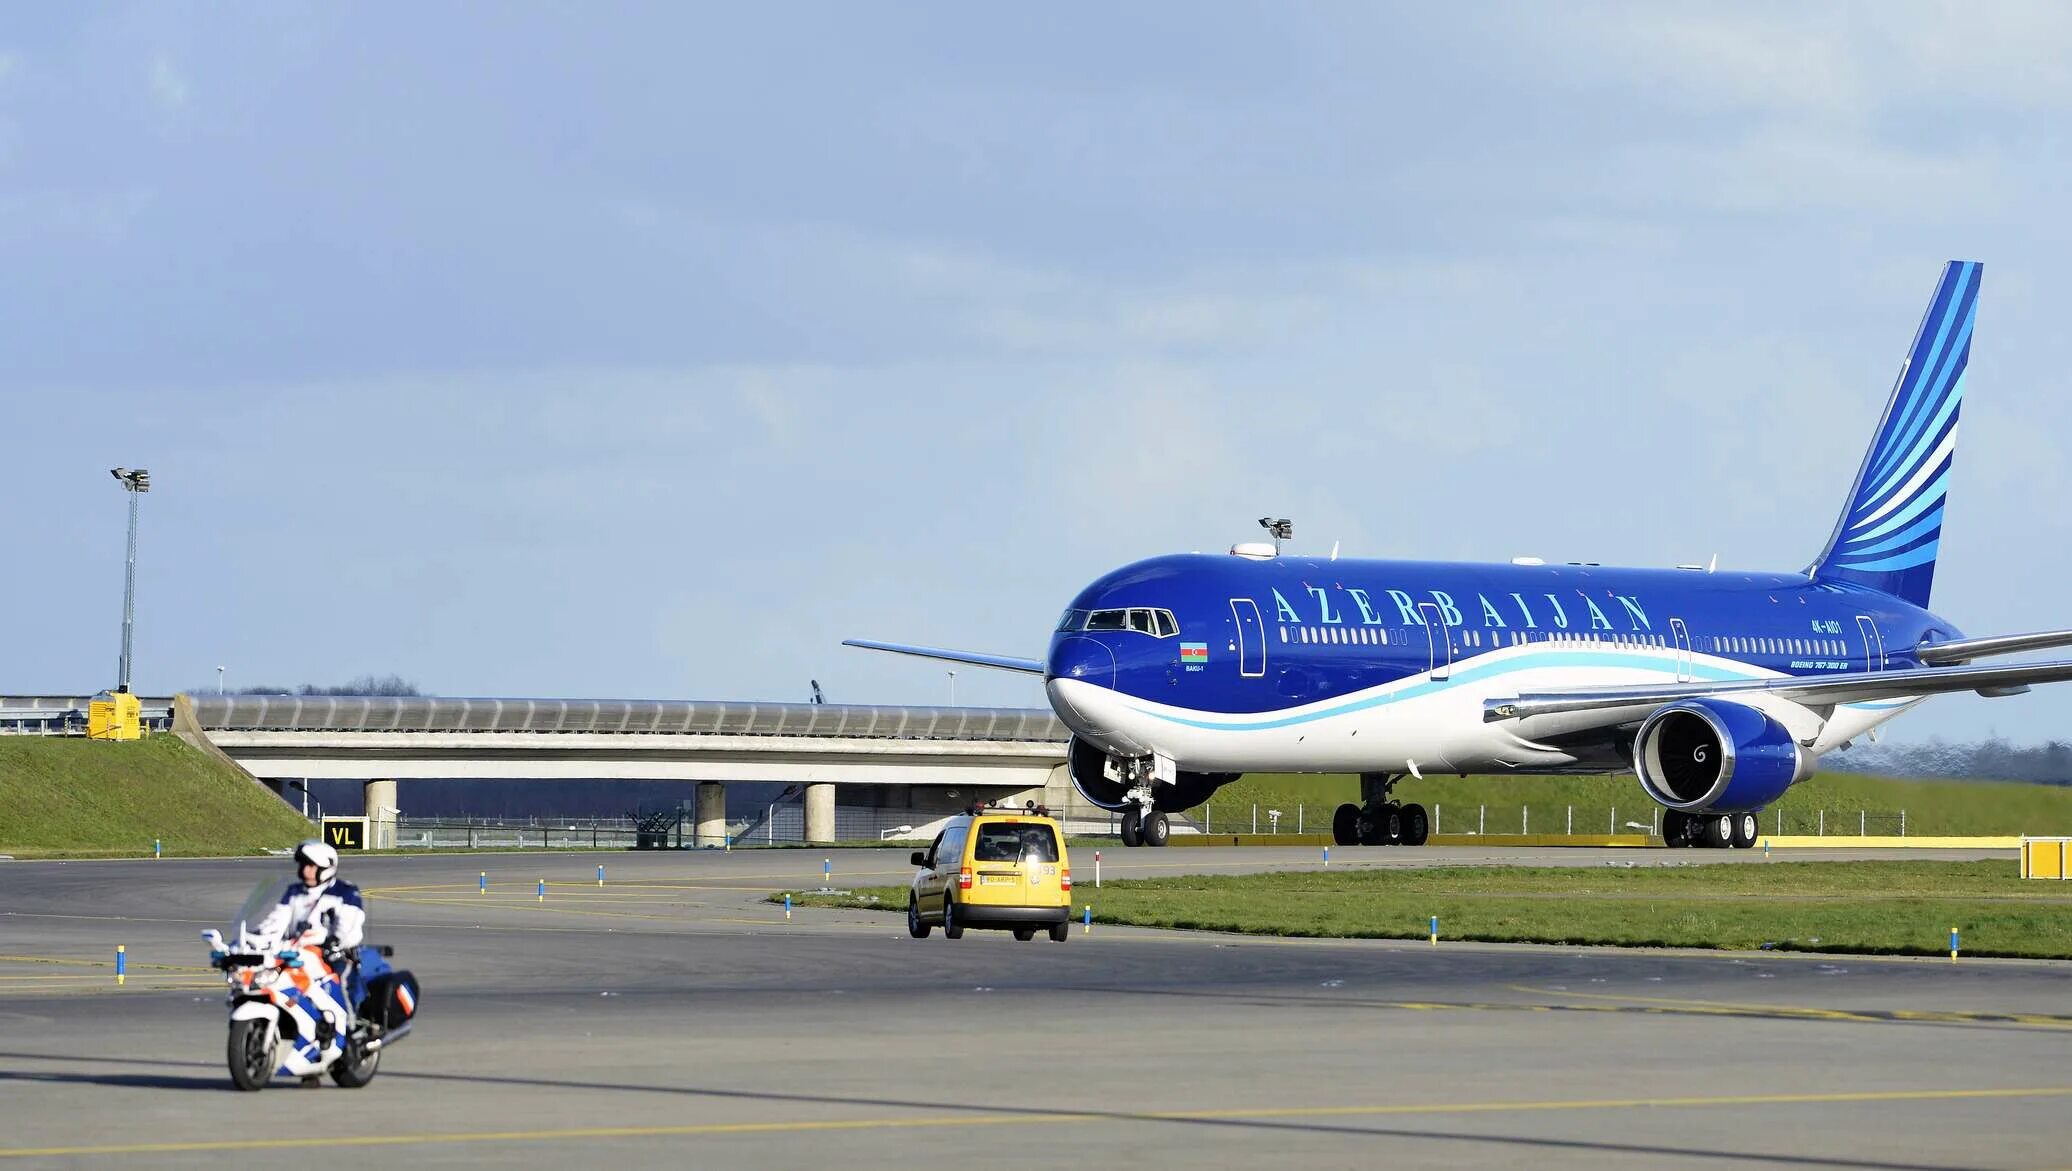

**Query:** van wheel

left=1013, top=927, right=1035, bottom=942
left=943, top=896, right=964, bottom=940
left=1049, top=920, right=1069, bottom=942
left=907, top=896, right=932, bottom=939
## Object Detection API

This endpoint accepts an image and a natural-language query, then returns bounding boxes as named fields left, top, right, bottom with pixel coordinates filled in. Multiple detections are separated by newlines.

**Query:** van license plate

left=981, top=874, right=1017, bottom=885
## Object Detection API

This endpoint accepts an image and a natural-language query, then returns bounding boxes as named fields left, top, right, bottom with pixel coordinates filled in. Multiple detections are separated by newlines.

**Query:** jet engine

left=1066, top=736, right=1234, bottom=811
left=1633, top=699, right=1813, bottom=813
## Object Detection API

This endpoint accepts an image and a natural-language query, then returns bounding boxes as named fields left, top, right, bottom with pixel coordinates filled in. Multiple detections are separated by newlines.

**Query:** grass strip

left=775, top=860, right=2072, bottom=959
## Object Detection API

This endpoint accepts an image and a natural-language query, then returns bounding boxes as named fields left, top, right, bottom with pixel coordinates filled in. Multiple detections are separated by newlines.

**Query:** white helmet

left=293, top=839, right=339, bottom=885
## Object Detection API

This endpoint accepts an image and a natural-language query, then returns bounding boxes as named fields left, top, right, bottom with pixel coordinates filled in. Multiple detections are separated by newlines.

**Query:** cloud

left=149, top=54, right=187, bottom=109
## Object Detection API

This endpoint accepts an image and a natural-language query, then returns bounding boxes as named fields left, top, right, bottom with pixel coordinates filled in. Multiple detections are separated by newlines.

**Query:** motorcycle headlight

left=254, top=967, right=280, bottom=987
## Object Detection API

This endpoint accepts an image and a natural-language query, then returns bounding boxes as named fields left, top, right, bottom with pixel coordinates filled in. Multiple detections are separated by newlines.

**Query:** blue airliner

left=853, top=261, right=2072, bottom=848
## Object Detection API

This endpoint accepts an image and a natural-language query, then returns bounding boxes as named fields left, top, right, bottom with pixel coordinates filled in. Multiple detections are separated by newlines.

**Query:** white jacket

left=253, top=879, right=367, bottom=952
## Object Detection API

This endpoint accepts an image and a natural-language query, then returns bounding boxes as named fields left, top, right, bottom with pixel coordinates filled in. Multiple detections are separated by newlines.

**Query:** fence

left=1197, top=803, right=1913, bottom=838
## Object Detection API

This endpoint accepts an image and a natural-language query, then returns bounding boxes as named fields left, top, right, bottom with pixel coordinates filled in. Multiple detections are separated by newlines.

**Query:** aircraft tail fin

left=1807, top=260, right=1980, bottom=608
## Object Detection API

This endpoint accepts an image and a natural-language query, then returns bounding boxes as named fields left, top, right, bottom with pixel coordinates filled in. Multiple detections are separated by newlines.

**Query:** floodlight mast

left=1257, top=516, right=1292, bottom=554
left=110, top=468, right=151, bottom=693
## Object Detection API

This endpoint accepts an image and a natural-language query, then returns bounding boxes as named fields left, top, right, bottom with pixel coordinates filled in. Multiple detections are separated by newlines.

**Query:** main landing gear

left=1662, top=808, right=1761, bottom=849
left=1331, top=773, right=1430, bottom=847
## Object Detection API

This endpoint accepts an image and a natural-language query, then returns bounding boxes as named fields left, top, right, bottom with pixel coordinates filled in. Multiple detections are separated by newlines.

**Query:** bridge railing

left=0, top=697, right=175, bottom=737
left=192, top=696, right=1067, bottom=742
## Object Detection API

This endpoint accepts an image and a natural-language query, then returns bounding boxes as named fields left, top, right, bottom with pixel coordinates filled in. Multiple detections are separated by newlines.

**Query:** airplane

left=850, top=260, right=2072, bottom=848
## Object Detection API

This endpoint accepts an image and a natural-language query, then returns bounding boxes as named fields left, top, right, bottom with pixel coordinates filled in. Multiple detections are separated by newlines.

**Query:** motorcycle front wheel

left=329, top=1032, right=380, bottom=1088
left=227, top=1018, right=274, bottom=1091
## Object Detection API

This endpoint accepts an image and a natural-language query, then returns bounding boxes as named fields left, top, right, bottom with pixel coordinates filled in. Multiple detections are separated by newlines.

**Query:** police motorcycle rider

left=251, top=840, right=366, bottom=1050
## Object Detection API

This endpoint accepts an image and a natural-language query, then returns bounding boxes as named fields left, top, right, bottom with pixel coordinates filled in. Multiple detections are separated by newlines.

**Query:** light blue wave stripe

left=1836, top=539, right=1940, bottom=573
left=1857, top=379, right=1962, bottom=521
left=1866, top=263, right=1975, bottom=480
left=1858, top=328, right=1969, bottom=512
left=1843, top=506, right=1944, bottom=561
left=1866, top=275, right=1976, bottom=488
left=1846, top=466, right=1949, bottom=547
left=1130, top=651, right=1923, bottom=732
left=1128, top=650, right=1765, bottom=733
left=1863, top=277, right=1964, bottom=483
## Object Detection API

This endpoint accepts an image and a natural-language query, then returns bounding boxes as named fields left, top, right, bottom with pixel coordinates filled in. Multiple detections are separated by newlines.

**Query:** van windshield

left=972, top=822, right=1058, bottom=863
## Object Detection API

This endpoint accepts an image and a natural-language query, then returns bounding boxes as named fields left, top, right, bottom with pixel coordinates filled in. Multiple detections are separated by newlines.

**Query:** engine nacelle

left=1066, top=736, right=1235, bottom=812
left=1633, top=699, right=1813, bottom=813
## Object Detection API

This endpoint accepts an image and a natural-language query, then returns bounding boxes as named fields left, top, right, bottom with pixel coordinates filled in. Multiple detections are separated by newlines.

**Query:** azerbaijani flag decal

left=1180, top=643, right=1209, bottom=663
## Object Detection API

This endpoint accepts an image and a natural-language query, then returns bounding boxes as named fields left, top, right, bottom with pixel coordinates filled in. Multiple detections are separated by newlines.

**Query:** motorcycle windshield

left=230, top=878, right=287, bottom=947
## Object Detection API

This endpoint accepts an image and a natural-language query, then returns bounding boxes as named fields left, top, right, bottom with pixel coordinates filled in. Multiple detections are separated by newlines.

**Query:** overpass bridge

left=177, top=695, right=1074, bottom=846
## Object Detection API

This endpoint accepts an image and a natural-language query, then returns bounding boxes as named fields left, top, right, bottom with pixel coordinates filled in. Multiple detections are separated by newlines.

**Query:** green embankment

left=1186, top=771, right=2072, bottom=837
left=780, top=861, right=2072, bottom=959
left=0, top=735, right=312, bottom=858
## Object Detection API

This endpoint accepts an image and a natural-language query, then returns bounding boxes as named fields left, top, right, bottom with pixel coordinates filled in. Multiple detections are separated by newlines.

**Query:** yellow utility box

left=87, top=691, right=143, bottom=741
left=2019, top=837, right=2070, bottom=880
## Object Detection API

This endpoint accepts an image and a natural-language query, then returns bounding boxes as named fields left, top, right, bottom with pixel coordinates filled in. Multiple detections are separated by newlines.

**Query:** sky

left=5, top=3, right=2072, bottom=742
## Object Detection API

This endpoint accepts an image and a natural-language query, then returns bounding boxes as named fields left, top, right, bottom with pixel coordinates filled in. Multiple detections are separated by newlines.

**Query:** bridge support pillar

left=364, top=778, right=398, bottom=850
left=804, top=783, right=836, bottom=844
left=695, top=782, right=727, bottom=847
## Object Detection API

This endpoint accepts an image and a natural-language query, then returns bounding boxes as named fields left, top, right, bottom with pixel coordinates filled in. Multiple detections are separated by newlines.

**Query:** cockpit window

left=1056, top=609, right=1089, bottom=632
left=1082, top=608, right=1178, bottom=637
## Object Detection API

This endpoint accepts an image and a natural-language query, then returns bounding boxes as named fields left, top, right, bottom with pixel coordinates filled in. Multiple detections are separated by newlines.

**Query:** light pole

left=109, top=468, right=151, bottom=693
left=216, top=666, right=225, bottom=695
left=947, top=670, right=956, bottom=707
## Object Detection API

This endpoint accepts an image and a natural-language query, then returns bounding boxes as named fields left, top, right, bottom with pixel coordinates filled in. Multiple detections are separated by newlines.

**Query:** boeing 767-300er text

left=852, top=261, right=2070, bottom=848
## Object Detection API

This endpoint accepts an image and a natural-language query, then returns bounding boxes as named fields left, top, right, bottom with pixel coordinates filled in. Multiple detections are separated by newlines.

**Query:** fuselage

left=1044, top=553, right=1956, bottom=775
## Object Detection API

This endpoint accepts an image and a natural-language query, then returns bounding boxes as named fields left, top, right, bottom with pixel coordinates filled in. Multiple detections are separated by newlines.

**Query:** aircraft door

left=1229, top=599, right=1266, bottom=678
left=1418, top=602, right=1453, bottom=681
left=1855, top=616, right=1887, bottom=671
left=1670, top=617, right=1693, bottom=683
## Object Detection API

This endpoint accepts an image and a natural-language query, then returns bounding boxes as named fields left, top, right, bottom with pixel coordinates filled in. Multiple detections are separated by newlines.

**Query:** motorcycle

left=202, top=881, right=420, bottom=1091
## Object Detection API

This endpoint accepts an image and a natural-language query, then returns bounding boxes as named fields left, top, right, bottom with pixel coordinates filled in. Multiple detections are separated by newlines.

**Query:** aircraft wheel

left=1731, top=811, right=1759, bottom=849
left=1661, top=809, right=1687, bottom=847
left=1379, top=804, right=1404, bottom=846
left=1332, top=803, right=1360, bottom=846
left=1701, top=813, right=1733, bottom=849
left=1119, top=808, right=1143, bottom=848
left=1400, top=803, right=1429, bottom=846
left=1356, top=809, right=1380, bottom=846
left=1141, top=810, right=1170, bottom=847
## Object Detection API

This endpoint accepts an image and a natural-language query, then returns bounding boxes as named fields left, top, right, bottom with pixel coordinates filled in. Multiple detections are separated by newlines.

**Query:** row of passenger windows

left=1277, top=626, right=1670, bottom=649
left=1055, top=607, right=1179, bottom=638
left=1710, top=635, right=1847, bottom=658
left=1268, top=624, right=1851, bottom=660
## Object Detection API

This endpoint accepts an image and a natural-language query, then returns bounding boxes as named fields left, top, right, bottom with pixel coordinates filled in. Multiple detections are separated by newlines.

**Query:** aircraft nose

left=1046, top=635, right=1116, bottom=689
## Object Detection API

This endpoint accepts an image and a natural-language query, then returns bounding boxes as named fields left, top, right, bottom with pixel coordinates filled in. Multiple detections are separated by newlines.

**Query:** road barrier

left=2019, top=837, right=2072, bottom=879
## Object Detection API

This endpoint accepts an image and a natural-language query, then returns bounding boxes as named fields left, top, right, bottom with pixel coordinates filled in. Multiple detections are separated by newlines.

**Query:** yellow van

left=908, top=811, right=1072, bottom=942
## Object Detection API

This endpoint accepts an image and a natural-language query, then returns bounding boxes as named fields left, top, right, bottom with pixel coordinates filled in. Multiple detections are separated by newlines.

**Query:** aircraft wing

left=1916, top=628, right=2072, bottom=665
left=1484, top=657, right=2072, bottom=725
left=842, top=639, right=1045, bottom=676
